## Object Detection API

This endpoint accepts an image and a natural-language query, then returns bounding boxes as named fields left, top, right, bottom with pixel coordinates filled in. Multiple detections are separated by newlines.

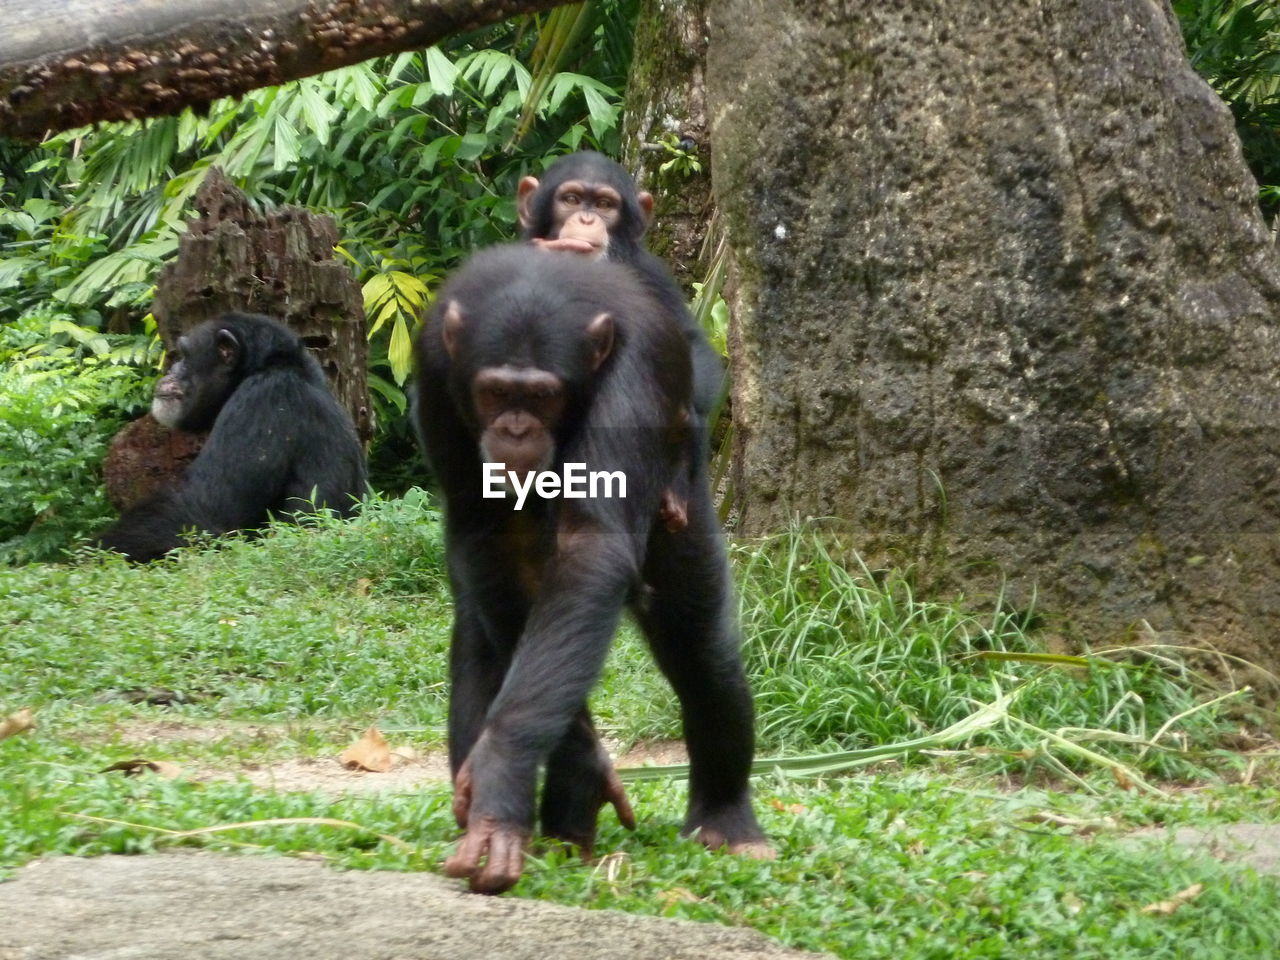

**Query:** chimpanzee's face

left=440, top=299, right=614, bottom=484
left=151, top=324, right=241, bottom=432
left=516, top=154, right=654, bottom=261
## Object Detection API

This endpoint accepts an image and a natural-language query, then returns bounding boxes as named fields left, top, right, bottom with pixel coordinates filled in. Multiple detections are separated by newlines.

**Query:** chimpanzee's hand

left=444, top=813, right=532, bottom=895
left=446, top=749, right=534, bottom=894
left=531, top=236, right=597, bottom=255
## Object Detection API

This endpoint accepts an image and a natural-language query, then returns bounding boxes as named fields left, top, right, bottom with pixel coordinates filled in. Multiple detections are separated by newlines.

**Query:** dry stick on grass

left=63, top=811, right=415, bottom=852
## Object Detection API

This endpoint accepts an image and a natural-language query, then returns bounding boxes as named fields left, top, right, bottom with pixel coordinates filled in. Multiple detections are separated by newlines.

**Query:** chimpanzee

left=96, top=312, right=366, bottom=562
left=517, top=150, right=723, bottom=531
left=415, top=244, right=770, bottom=895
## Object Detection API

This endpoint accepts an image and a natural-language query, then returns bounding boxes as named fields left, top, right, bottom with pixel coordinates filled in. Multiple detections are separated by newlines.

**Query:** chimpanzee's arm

left=444, top=518, right=647, bottom=893
left=444, top=364, right=673, bottom=892
left=166, top=371, right=307, bottom=529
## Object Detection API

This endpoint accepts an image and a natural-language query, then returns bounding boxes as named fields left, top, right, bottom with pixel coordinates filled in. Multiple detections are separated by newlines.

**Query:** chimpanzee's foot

left=541, top=741, right=636, bottom=857
left=684, top=800, right=775, bottom=859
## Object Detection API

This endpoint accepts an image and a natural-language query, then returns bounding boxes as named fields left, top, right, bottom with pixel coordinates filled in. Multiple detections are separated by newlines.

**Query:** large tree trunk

left=708, top=0, right=1280, bottom=681
left=0, top=0, right=575, bottom=139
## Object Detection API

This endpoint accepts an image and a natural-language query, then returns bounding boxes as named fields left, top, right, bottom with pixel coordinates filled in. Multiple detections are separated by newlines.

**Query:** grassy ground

left=3, top=494, right=1279, bottom=959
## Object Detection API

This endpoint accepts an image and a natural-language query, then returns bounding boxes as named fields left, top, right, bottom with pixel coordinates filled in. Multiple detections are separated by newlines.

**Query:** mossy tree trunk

left=708, top=0, right=1280, bottom=680
left=621, top=0, right=713, bottom=294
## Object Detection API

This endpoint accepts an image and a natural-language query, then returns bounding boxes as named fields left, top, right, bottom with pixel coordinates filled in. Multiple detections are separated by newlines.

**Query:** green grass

left=3, top=499, right=1279, bottom=959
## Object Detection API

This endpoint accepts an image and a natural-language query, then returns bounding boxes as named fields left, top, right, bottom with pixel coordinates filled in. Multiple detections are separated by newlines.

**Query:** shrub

left=0, top=318, right=155, bottom=562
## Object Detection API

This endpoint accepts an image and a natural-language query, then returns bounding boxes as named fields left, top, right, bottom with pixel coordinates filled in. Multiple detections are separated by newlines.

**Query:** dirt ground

left=107, top=719, right=691, bottom=796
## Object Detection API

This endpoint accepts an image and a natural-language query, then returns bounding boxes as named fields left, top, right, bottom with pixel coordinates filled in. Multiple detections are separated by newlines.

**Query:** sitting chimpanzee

left=517, top=150, right=723, bottom=531
left=96, top=312, right=366, bottom=562
left=415, top=245, right=770, bottom=895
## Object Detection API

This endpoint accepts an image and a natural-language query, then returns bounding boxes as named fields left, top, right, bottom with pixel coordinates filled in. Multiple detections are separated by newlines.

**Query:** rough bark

left=621, top=0, right=713, bottom=293
left=154, top=168, right=372, bottom=442
left=104, top=168, right=371, bottom=506
left=708, top=0, right=1280, bottom=680
left=102, top=414, right=206, bottom=511
left=0, top=0, right=576, bottom=140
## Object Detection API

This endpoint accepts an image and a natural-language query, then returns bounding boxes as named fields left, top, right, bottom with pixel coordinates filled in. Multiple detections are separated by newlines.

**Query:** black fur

left=97, top=313, right=366, bottom=561
left=415, top=246, right=764, bottom=894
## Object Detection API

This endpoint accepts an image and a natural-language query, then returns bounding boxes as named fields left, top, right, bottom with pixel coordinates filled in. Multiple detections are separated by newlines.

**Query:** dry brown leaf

left=0, top=707, right=35, bottom=741
left=389, top=745, right=420, bottom=767
left=100, top=758, right=183, bottom=778
left=1112, top=766, right=1134, bottom=791
left=768, top=799, right=807, bottom=815
left=339, top=726, right=393, bottom=772
left=1140, top=883, right=1204, bottom=915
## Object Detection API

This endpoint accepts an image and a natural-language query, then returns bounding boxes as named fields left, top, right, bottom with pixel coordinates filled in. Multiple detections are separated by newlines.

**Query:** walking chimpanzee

left=415, top=244, right=770, bottom=895
left=96, top=312, right=366, bottom=562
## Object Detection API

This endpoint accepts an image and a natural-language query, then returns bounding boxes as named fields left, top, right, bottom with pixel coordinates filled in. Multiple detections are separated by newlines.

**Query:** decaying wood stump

left=103, top=168, right=371, bottom=510
left=102, top=414, right=206, bottom=511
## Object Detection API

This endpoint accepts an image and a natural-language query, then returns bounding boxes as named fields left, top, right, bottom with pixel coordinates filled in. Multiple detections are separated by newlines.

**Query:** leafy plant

left=1, top=4, right=636, bottom=501
left=0, top=319, right=158, bottom=563
left=1176, top=0, right=1280, bottom=219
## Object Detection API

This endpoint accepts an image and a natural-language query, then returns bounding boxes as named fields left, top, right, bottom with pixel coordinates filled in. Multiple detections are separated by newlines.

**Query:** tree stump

left=102, top=414, right=205, bottom=511
left=103, top=168, right=370, bottom=510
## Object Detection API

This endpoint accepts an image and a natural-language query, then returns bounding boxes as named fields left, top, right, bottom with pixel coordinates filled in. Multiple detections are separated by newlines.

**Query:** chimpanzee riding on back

left=517, top=150, right=724, bottom=417
left=96, top=312, right=366, bottom=562
left=516, top=150, right=725, bottom=531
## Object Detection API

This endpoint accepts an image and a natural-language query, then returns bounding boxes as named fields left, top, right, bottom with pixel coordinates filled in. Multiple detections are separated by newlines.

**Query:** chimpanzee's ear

left=442, top=301, right=464, bottom=359
left=586, top=313, right=615, bottom=371
left=516, top=177, right=541, bottom=231
left=636, top=190, right=654, bottom=232
left=215, top=329, right=241, bottom=366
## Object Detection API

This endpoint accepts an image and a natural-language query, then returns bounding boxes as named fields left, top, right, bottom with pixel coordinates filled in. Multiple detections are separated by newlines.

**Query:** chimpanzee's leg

left=540, top=707, right=635, bottom=854
left=635, top=485, right=770, bottom=855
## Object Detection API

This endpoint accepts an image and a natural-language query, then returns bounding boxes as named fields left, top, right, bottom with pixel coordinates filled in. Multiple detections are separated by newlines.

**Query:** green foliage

left=690, top=280, right=729, bottom=357
left=1177, top=0, right=1280, bottom=218
left=733, top=526, right=1265, bottom=782
left=0, top=319, right=158, bottom=563
left=655, top=132, right=703, bottom=178
left=0, top=5, right=635, bottom=495
left=359, top=261, right=436, bottom=386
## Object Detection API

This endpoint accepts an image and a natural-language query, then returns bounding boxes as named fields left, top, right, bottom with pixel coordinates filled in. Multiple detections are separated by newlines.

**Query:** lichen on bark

left=708, top=0, right=1280, bottom=682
